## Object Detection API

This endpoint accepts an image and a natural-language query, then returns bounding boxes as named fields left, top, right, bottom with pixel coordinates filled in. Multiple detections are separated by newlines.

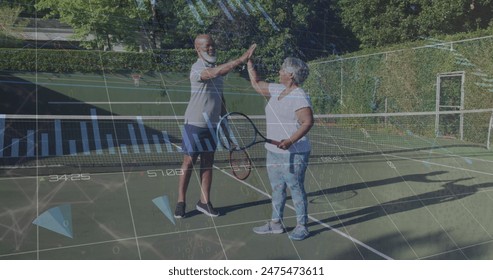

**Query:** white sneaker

left=253, top=221, right=284, bottom=234
left=289, top=225, right=310, bottom=241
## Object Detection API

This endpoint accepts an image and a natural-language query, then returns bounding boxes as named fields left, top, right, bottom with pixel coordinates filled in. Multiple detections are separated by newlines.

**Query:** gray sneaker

left=289, top=225, right=310, bottom=241
left=253, top=221, right=284, bottom=234
left=196, top=201, right=219, bottom=217
left=174, top=202, right=186, bottom=219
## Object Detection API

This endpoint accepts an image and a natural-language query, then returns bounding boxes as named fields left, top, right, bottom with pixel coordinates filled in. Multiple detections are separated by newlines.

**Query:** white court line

left=0, top=218, right=283, bottom=258
left=4, top=124, right=493, bottom=259
left=210, top=133, right=491, bottom=259
left=310, top=137, right=493, bottom=177
left=12, top=132, right=489, bottom=259
left=213, top=165, right=394, bottom=260
left=7, top=136, right=487, bottom=259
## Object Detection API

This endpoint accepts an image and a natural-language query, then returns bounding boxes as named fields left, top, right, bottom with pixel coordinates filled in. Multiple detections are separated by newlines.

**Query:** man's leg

left=199, top=152, right=214, bottom=203
left=195, top=152, right=219, bottom=217
left=177, top=155, right=196, bottom=203
left=174, top=154, right=197, bottom=218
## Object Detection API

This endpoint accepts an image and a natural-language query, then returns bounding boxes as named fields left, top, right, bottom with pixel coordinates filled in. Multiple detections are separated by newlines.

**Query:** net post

left=488, top=110, right=493, bottom=150
left=384, top=97, right=388, bottom=127
left=435, top=74, right=440, bottom=137
left=131, top=74, right=141, bottom=87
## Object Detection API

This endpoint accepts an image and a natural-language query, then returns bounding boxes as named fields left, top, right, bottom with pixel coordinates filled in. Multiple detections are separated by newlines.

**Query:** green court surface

left=2, top=72, right=493, bottom=259
left=2, top=145, right=493, bottom=260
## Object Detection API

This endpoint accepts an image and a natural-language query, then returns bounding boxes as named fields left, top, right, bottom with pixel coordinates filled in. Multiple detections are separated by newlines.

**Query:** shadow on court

left=308, top=177, right=493, bottom=235
left=218, top=171, right=453, bottom=219
left=0, top=73, right=111, bottom=115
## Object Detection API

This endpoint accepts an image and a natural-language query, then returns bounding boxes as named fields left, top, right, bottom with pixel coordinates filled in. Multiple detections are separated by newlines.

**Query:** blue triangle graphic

left=152, top=196, right=175, bottom=225
left=33, top=204, right=73, bottom=238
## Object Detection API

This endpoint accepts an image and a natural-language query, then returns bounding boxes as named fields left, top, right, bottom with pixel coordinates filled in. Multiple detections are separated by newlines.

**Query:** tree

left=243, top=0, right=358, bottom=74
left=0, top=3, right=28, bottom=47
left=154, top=0, right=200, bottom=49
left=35, top=0, right=152, bottom=51
left=28, top=0, right=356, bottom=61
left=336, top=0, right=493, bottom=48
left=150, top=0, right=315, bottom=74
left=289, top=0, right=359, bottom=57
left=3, top=0, right=47, bottom=17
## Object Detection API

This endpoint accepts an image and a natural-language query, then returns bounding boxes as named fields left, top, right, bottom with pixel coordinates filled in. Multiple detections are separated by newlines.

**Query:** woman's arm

left=247, top=59, right=270, bottom=97
left=277, top=107, right=314, bottom=150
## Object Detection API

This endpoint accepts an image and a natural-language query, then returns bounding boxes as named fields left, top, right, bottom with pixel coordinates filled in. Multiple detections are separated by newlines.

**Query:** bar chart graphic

left=0, top=109, right=191, bottom=167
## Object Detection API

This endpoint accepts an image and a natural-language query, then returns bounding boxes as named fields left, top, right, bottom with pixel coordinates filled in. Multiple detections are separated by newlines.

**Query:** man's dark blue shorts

left=181, top=124, right=217, bottom=157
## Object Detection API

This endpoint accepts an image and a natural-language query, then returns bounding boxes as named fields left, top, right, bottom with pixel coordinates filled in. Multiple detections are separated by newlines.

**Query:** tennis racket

left=216, top=112, right=280, bottom=180
left=216, top=112, right=281, bottom=151
left=229, top=149, right=252, bottom=180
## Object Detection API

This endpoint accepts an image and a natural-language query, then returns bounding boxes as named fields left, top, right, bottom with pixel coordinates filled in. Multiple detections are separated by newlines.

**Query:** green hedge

left=0, top=48, right=194, bottom=73
left=0, top=48, right=252, bottom=73
left=0, top=34, right=23, bottom=48
left=305, top=35, right=493, bottom=145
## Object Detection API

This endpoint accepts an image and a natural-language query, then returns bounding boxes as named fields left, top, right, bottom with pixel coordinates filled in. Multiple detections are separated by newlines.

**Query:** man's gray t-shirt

left=184, top=58, right=224, bottom=128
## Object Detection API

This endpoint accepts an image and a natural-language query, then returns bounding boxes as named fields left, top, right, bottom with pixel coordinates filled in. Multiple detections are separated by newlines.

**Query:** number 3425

left=48, top=174, right=91, bottom=182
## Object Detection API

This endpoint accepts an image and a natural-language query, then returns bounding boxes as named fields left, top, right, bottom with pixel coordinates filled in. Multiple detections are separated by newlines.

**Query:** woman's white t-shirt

left=265, top=83, right=312, bottom=154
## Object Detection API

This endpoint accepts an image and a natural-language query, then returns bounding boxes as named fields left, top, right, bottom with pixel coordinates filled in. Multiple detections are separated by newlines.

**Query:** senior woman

left=247, top=57, right=313, bottom=241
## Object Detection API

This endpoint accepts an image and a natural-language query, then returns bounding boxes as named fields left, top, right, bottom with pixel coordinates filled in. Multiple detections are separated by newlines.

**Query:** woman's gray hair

left=281, top=57, right=309, bottom=85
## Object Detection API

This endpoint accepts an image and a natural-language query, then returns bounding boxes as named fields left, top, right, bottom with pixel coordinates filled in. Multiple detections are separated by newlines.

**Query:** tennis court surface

left=2, top=72, right=493, bottom=260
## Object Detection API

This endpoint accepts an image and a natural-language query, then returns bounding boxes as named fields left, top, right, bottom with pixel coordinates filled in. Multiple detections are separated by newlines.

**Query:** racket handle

left=267, top=139, right=281, bottom=146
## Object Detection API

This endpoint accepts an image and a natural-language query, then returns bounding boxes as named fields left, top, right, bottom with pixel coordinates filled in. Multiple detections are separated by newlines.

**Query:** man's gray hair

left=281, top=57, right=309, bottom=85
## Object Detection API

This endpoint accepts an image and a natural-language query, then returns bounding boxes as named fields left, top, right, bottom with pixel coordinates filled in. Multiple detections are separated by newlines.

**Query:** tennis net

left=1, top=109, right=491, bottom=175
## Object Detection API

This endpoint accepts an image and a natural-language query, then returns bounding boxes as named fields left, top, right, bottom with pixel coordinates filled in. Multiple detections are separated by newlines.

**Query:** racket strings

left=218, top=117, right=257, bottom=150
left=229, top=149, right=252, bottom=180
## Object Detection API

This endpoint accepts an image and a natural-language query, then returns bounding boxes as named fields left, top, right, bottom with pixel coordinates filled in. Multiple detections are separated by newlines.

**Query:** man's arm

left=200, top=44, right=256, bottom=80
left=220, top=94, right=227, bottom=117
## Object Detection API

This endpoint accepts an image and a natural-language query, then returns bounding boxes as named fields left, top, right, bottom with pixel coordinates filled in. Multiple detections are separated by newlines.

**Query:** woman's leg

left=266, top=151, right=287, bottom=222
left=285, top=152, right=310, bottom=226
